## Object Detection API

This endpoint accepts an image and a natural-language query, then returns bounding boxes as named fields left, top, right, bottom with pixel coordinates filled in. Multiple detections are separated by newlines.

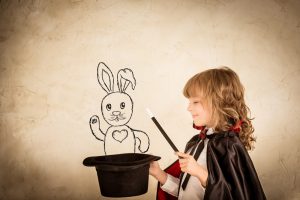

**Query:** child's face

left=187, top=96, right=212, bottom=127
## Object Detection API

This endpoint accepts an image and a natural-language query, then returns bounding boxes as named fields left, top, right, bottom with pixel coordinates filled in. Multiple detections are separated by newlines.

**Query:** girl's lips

left=192, top=115, right=199, bottom=118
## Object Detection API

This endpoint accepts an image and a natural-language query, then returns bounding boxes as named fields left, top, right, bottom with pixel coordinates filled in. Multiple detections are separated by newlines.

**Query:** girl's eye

left=120, top=102, right=125, bottom=109
left=194, top=102, right=199, bottom=104
left=106, top=104, right=112, bottom=111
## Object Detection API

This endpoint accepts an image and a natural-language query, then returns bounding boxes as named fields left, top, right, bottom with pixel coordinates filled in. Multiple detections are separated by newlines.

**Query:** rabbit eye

left=106, top=104, right=112, bottom=111
left=120, top=102, right=125, bottom=109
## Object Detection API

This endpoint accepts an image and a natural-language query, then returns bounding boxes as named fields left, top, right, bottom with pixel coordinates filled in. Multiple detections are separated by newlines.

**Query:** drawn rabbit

left=89, top=62, right=150, bottom=155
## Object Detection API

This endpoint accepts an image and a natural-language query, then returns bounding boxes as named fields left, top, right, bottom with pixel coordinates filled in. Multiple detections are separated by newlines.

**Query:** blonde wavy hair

left=183, top=67, right=255, bottom=150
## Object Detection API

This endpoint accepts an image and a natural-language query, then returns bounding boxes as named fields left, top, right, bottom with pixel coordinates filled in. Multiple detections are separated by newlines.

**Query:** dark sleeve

left=204, top=133, right=266, bottom=200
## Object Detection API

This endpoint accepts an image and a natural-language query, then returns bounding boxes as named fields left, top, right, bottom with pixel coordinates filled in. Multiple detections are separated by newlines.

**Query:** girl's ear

left=97, top=62, right=114, bottom=93
left=117, top=68, right=136, bottom=93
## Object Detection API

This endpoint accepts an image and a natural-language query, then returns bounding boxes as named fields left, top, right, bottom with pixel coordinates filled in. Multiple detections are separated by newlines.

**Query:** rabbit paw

left=89, top=115, right=105, bottom=141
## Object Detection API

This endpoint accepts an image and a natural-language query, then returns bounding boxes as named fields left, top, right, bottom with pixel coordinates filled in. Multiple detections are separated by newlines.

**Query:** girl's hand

left=176, top=152, right=208, bottom=187
left=149, top=161, right=161, bottom=177
left=149, top=161, right=167, bottom=185
left=176, top=152, right=201, bottom=177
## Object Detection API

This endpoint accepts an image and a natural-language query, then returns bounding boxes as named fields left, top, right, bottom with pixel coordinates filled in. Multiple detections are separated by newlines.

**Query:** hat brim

left=83, top=153, right=161, bottom=171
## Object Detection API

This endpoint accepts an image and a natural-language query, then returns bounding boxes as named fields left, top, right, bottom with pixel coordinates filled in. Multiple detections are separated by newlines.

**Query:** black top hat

left=83, top=153, right=161, bottom=197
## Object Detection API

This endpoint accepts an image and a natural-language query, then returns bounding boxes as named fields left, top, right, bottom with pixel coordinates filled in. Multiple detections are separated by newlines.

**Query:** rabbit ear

left=117, top=68, right=136, bottom=93
left=97, top=62, right=114, bottom=93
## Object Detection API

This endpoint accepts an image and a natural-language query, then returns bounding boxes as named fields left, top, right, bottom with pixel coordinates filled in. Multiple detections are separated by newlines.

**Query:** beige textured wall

left=0, top=0, right=299, bottom=199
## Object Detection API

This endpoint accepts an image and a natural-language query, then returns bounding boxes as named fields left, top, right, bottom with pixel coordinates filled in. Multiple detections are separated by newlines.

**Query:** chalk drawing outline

left=89, top=62, right=150, bottom=155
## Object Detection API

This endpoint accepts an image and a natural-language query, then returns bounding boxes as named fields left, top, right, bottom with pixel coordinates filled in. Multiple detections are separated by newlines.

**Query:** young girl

left=149, top=67, right=266, bottom=200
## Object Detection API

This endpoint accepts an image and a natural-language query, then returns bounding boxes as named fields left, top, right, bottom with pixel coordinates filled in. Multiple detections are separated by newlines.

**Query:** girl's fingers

left=181, top=167, right=187, bottom=172
left=176, top=152, right=190, bottom=158
left=179, top=162, right=187, bottom=168
left=179, top=159, right=188, bottom=164
left=177, top=152, right=196, bottom=173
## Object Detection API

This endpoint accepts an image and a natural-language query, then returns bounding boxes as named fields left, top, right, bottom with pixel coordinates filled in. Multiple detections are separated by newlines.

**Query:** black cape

left=157, top=131, right=266, bottom=200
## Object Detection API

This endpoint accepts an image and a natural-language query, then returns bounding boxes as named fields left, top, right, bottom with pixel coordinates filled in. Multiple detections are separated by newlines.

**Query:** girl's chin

left=193, top=120, right=204, bottom=126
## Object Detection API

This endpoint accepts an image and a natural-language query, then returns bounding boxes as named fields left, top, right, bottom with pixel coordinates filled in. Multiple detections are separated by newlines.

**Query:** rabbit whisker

left=109, top=115, right=118, bottom=120
left=108, top=115, right=125, bottom=122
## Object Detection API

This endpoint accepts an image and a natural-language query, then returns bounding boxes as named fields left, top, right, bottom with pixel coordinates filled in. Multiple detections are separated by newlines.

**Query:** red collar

left=192, top=123, right=208, bottom=140
left=193, top=120, right=242, bottom=139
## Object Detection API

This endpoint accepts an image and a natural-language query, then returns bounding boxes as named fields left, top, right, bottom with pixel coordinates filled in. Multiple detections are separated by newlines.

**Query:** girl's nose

left=113, top=111, right=121, bottom=116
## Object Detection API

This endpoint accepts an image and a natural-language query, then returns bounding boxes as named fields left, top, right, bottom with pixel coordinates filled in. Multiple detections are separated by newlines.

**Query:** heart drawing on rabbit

left=89, top=62, right=150, bottom=155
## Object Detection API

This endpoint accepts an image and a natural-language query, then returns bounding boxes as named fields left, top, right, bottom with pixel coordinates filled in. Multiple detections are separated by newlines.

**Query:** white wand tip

left=146, top=108, right=154, bottom=118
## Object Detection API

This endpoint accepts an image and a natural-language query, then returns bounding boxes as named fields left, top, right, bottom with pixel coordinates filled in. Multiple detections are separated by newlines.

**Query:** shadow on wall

left=0, top=117, right=96, bottom=200
left=0, top=118, right=51, bottom=199
left=0, top=2, right=94, bottom=199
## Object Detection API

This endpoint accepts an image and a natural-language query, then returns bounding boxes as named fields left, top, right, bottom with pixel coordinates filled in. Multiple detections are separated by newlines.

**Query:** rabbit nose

left=112, top=111, right=121, bottom=116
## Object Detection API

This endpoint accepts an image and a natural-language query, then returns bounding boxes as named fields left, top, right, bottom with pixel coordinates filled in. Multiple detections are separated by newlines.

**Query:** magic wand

left=146, top=108, right=180, bottom=152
